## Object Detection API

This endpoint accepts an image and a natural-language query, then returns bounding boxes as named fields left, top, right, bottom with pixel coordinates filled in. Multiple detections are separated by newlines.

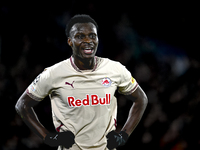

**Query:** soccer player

left=15, top=14, right=148, bottom=150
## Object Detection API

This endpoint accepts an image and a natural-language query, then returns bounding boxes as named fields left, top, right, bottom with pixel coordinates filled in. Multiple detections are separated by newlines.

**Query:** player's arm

left=15, top=91, right=75, bottom=148
left=121, top=85, right=148, bottom=135
left=15, top=91, right=49, bottom=139
left=107, top=85, right=147, bottom=149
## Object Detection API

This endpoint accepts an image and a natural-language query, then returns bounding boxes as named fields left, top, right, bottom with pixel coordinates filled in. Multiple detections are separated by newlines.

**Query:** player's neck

left=73, top=56, right=95, bottom=70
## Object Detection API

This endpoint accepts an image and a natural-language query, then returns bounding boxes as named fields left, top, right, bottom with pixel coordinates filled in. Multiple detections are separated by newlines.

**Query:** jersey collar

left=70, top=56, right=98, bottom=72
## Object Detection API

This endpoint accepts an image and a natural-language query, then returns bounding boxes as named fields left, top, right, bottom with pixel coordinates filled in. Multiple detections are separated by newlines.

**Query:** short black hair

left=65, top=14, right=98, bottom=37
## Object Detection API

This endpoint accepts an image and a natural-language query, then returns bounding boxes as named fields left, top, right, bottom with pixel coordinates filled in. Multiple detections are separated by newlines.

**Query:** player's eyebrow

left=75, top=31, right=97, bottom=35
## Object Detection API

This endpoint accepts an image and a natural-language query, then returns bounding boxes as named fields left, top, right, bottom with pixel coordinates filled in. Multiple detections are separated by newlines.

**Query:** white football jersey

left=26, top=56, right=138, bottom=150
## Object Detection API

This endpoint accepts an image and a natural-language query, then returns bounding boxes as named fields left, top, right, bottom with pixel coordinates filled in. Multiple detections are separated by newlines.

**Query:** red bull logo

left=67, top=94, right=111, bottom=107
left=102, top=77, right=112, bottom=87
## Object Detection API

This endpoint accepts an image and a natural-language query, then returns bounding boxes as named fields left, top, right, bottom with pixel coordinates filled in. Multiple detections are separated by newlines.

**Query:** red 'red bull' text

left=67, top=94, right=111, bottom=107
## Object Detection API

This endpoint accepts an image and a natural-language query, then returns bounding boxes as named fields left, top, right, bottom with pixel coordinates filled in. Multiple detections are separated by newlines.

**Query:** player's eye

left=90, top=34, right=96, bottom=39
left=76, top=34, right=84, bottom=39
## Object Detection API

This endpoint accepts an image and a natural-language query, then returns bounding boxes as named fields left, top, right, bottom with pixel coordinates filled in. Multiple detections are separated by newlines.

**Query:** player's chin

left=82, top=55, right=95, bottom=61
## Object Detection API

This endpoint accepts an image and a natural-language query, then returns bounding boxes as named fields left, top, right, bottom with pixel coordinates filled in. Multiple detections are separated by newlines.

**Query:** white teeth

left=85, top=50, right=91, bottom=52
left=84, top=49, right=93, bottom=54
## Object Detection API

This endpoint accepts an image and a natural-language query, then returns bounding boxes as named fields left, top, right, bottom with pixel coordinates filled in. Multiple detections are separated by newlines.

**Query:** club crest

left=102, top=77, right=112, bottom=87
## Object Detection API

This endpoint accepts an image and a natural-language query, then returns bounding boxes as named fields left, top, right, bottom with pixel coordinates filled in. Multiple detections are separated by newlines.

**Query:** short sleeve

left=26, top=68, right=52, bottom=101
left=117, top=64, right=138, bottom=95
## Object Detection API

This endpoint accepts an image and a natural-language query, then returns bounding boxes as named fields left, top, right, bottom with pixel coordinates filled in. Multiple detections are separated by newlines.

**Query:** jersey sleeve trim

left=118, top=83, right=139, bottom=95
left=26, top=88, right=44, bottom=101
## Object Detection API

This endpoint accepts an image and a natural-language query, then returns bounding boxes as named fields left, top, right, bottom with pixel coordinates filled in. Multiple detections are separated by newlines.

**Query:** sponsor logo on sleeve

left=33, top=74, right=41, bottom=85
left=30, top=84, right=36, bottom=92
left=131, top=77, right=135, bottom=84
left=32, top=69, right=47, bottom=85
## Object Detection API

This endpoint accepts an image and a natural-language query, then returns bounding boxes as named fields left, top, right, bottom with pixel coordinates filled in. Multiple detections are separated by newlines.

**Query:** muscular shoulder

left=42, top=59, right=71, bottom=80
left=97, top=57, right=124, bottom=72
left=50, top=59, right=69, bottom=70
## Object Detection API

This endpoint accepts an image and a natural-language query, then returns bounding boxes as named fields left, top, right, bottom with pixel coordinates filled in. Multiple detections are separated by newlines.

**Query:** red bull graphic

left=67, top=94, right=111, bottom=107
left=102, top=77, right=112, bottom=87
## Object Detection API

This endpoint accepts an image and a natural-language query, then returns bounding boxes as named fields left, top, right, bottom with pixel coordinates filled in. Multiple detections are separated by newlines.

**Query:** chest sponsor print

left=67, top=94, right=111, bottom=107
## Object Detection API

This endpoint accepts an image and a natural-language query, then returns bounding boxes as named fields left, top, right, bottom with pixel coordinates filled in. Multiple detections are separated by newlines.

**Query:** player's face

left=68, top=23, right=99, bottom=60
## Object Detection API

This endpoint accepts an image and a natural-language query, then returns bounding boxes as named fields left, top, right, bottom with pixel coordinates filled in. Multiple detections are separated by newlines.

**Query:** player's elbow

left=15, top=98, right=25, bottom=115
left=139, top=87, right=148, bottom=109
left=142, top=93, right=148, bottom=108
left=136, top=90, right=148, bottom=111
left=137, top=93, right=148, bottom=116
left=15, top=99, right=21, bottom=114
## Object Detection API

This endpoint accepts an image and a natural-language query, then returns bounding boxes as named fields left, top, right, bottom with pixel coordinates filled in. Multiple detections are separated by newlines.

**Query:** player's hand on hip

left=106, top=131, right=129, bottom=149
left=44, top=131, right=75, bottom=148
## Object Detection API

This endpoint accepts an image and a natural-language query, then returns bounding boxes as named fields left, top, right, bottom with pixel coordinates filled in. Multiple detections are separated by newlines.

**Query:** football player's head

left=67, top=14, right=99, bottom=60
left=65, top=14, right=98, bottom=38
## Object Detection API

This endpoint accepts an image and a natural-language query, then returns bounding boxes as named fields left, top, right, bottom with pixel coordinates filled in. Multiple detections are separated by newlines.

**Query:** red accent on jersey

left=102, top=80, right=110, bottom=84
left=56, top=123, right=64, bottom=132
left=67, top=94, right=111, bottom=107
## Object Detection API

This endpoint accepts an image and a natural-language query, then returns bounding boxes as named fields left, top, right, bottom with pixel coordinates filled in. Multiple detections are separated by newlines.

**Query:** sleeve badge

left=131, top=77, right=135, bottom=84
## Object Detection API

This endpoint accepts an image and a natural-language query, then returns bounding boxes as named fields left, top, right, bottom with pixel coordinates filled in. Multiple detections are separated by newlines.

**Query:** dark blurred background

left=1, top=1, right=199, bottom=150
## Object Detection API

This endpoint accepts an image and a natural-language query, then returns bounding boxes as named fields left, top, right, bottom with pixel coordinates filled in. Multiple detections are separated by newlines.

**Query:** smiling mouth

left=83, top=48, right=94, bottom=54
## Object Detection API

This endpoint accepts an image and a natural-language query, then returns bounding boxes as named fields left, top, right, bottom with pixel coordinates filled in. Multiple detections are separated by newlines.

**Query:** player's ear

left=68, top=38, right=73, bottom=47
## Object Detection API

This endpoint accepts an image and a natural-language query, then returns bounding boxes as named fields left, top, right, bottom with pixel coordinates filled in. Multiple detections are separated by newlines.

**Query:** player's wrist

left=106, top=130, right=129, bottom=149
left=44, top=132, right=60, bottom=147
left=44, top=131, right=75, bottom=148
left=119, top=131, right=129, bottom=142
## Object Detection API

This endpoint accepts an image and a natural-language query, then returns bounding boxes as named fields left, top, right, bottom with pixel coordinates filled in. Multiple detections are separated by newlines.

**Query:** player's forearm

left=15, top=98, right=49, bottom=139
left=22, top=107, right=49, bottom=139
left=121, top=90, right=148, bottom=136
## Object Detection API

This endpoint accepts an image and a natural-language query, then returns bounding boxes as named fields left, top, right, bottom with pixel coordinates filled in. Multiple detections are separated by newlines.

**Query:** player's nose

left=82, top=39, right=94, bottom=47
left=83, top=36, right=92, bottom=43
